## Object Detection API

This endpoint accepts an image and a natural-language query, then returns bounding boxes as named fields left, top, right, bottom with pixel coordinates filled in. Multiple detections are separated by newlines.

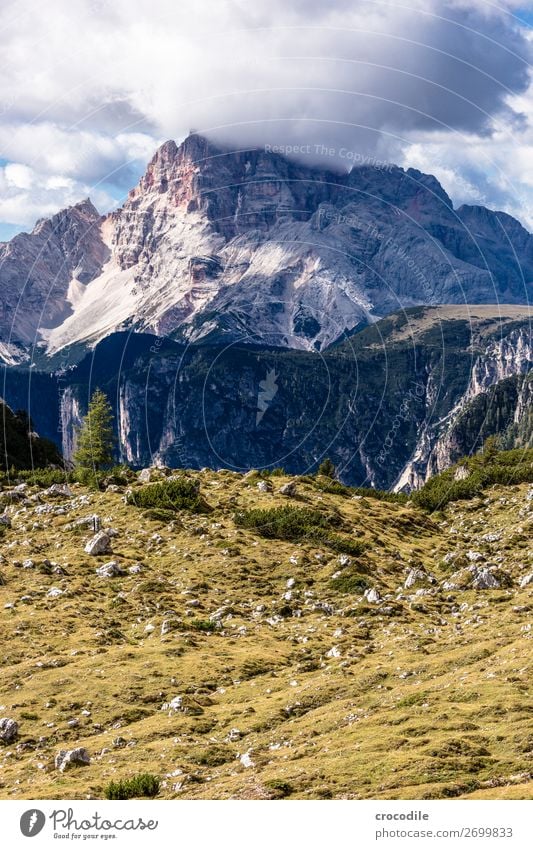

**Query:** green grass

left=264, top=779, right=294, bottom=798
left=330, top=573, right=369, bottom=593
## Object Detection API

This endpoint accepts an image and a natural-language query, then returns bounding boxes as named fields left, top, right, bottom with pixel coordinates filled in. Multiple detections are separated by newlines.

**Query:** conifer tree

left=74, top=389, right=115, bottom=471
left=317, top=457, right=336, bottom=479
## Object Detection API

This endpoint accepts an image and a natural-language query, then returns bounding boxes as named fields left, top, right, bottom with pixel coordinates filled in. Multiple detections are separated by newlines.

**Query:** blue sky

left=1, top=0, right=533, bottom=240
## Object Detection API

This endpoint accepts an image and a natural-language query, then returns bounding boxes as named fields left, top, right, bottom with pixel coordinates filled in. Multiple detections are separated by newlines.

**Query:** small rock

left=95, top=561, right=126, bottom=578
left=84, top=531, right=111, bottom=556
left=279, top=481, right=297, bottom=496
left=466, top=550, right=483, bottom=563
left=239, top=750, right=255, bottom=768
left=54, top=747, right=90, bottom=772
left=0, top=717, right=18, bottom=743
left=209, top=605, right=233, bottom=622
left=364, top=587, right=381, bottom=604
left=44, top=483, right=72, bottom=499
left=47, top=587, right=64, bottom=598
left=481, top=532, right=501, bottom=543
left=257, top=480, right=273, bottom=493
left=471, top=568, right=501, bottom=590
left=227, top=728, right=242, bottom=742
left=519, top=573, right=533, bottom=588
left=326, top=645, right=342, bottom=658
left=161, top=619, right=181, bottom=636
left=162, top=696, right=183, bottom=713
left=404, top=568, right=434, bottom=589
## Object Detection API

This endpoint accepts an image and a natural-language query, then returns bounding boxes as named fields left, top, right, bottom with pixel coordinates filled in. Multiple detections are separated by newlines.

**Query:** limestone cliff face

left=2, top=134, right=533, bottom=362
left=59, top=386, right=84, bottom=461
left=395, top=327, right=533, bottom=490
left=14, top=307, right=528, bottom=491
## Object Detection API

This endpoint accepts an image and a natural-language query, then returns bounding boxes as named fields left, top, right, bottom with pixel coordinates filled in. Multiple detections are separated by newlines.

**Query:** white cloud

left=0, top=161, right=117, bottom=228
left=0, top=0, right=532, bottom=230
left=4, top=163, right=34, bottom=190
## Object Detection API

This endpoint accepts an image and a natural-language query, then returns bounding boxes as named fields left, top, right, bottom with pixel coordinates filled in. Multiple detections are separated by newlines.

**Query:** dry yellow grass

left=0, top=471, right=531, bottom=800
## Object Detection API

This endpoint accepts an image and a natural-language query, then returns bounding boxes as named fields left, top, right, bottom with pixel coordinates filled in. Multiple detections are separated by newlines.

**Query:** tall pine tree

left=74, top=389, right=115, bottom=471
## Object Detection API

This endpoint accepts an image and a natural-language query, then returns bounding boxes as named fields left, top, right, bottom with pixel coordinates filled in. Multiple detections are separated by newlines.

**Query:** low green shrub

left=265, top=779, right=293, bottom=798
left=127, top=477, right=208, bottom=513
left=188, top=619, right=217, bottom=632
left=234, top=505, right=340, bottom=540
left=104, top=773, right=160, bottom=800
left=414, top=447, right=533, bottom=511
left=330, top=573, right=369, bottom=593
left=313, top=530, right=366, bottom=556
left=191, top=745, right=232, bottom=766
left=314, top=476, right=408, bottom=503
left=234, top=505, right=365, bottom=556
left=142, top=508, right=178, bottom=523
left=0, top=468, right=70, bottom=488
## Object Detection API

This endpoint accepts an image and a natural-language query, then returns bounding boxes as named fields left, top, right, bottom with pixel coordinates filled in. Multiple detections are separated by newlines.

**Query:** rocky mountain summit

left=0, top=465, right=532, bottom=800
left=1, top=133, right=533, bottom=363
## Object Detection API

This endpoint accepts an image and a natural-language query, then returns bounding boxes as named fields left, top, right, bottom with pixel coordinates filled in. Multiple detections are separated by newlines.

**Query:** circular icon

left=20, top=809, right=46, bottom=837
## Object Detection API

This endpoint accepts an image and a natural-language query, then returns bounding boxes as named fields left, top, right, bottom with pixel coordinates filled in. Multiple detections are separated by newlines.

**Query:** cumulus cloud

left=0, top=161, right=117, bottom=228
left=0, top=0, right=532, bottom=232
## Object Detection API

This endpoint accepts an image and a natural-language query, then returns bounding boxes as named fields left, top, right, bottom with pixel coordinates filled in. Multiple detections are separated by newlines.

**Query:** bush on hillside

left=234, top=505, right=365, bottom=555
left=413, top=446, right=533, bottom=511
left=0, top=467, right=69, bottom=488
left=104, top=773, right=160, bottom=800
left=314, top=476, right=408, bottom=503
left=127, top=476, right=209, bottom=513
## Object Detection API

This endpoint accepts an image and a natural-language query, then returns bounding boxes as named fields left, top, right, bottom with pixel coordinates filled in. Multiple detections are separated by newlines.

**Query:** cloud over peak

left=0, top=0, right=532, bottom=235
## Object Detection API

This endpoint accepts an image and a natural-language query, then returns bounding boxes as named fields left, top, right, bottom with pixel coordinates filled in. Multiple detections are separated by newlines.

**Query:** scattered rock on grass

left=84, top=531, right=111, bottom=556
left=95, top=561, right=126, bottom=578
left=364, top=587, right=381, bottom=604
left=279, top=481, right=297, bottom=496
left=54, top=747, right=90, bottom=772
left=0, top=717, right=18, bottom=743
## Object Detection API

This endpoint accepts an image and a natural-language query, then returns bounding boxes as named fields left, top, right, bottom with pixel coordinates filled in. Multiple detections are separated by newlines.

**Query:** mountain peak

left=33, top=197, right=101, bottom=236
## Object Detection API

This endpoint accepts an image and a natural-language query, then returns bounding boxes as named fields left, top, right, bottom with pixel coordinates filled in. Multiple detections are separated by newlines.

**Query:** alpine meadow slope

left=0, top=465, right=532, bottom=800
